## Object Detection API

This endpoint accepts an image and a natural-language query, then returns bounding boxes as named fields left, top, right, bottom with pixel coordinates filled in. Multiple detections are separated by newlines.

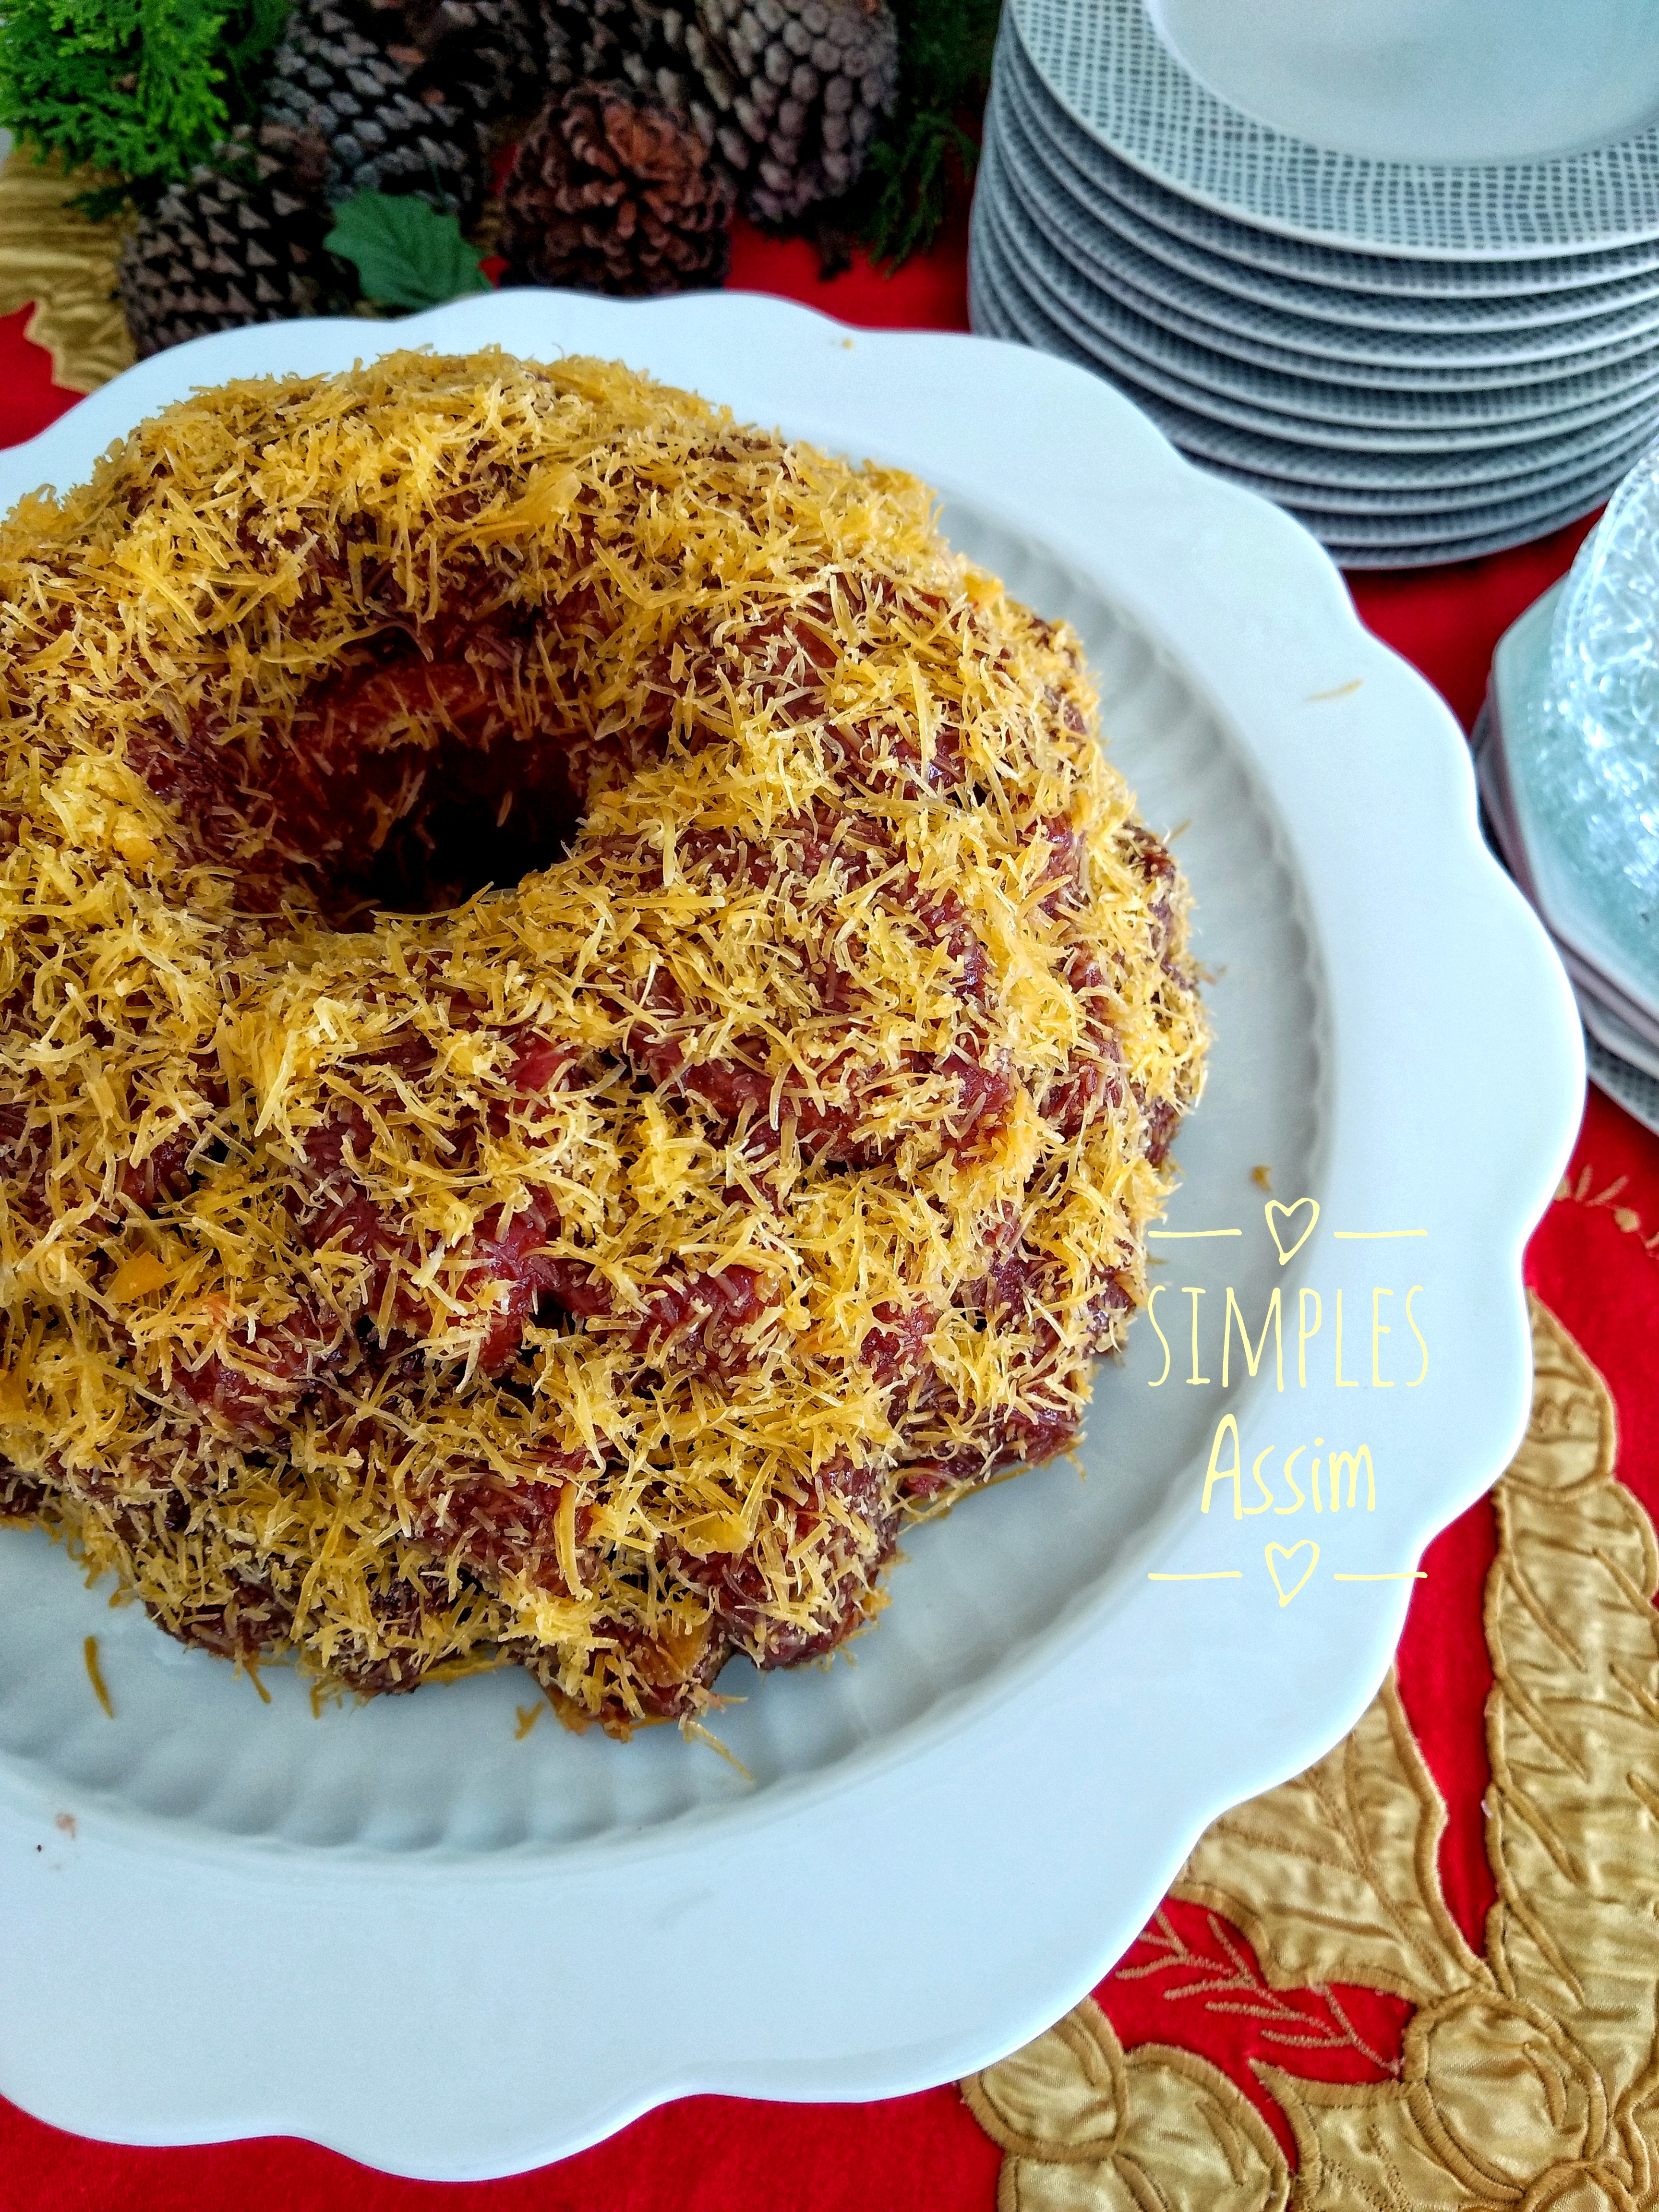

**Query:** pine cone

left=261, top=0, right=486, bottom=219
left=537, top=5, right=722, bottom=146
left=117, top=124, right=335, bottom=361
left=537, top=0, right=629, bottom=83
left=686, top=0, right=899, bottom=223
left=395, top=0, right=549, bottom=137
left=502, top=80, right=734, bottom=294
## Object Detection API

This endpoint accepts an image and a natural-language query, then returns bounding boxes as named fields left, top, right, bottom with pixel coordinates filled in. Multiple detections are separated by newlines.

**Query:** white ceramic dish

left=1148, top=0, right=1659, bottom=169
left=1011, top=0, right=1659, bottom=259
left=998, top=20, right=1659, bottom=288
left=0, top=289, right=1582, bottom=2179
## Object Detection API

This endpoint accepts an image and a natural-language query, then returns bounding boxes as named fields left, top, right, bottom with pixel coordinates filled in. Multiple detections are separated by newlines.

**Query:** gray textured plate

left=1293, top=473, right=1614, bottom=549
left=998, top=21, right=1659, bottom=291
left=1586, top=1035, right=1659, bottom=1137
left=1189, top=432, right=1643, bottom=517
left=970, top=240, right=1643, bottom=549
left=1332, top=523, right=1605, bottom=568
left=983, top=148, right=1659, bottom=430
left=974, top=199, right=1659, bottom=459
left=1010, top=0, right=1659, bottom=259
left=994, top=76, right=1659, bottom=372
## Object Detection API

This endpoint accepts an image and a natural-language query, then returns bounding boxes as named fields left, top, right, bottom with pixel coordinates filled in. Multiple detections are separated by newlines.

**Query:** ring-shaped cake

left=0, top=350, right=1205, bottom=1731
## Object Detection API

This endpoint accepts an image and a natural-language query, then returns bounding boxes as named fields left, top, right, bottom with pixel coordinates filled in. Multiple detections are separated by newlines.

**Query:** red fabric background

left=3, top=215, right=1655, bottom=2210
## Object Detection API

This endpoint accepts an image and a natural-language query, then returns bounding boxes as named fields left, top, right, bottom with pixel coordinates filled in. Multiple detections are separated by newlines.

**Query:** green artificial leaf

left=325, top=190, right=494, bottom=312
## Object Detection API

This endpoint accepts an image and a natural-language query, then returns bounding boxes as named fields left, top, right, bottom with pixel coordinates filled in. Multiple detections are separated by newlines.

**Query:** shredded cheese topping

left=0, top=350, right=1207, bottom=1731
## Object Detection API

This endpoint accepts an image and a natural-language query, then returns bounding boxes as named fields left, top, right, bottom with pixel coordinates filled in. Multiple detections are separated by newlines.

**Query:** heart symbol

left=1265, top=1541, right=1319, bottom=1608
left=1264, top=1196, right=1320, bottom=1265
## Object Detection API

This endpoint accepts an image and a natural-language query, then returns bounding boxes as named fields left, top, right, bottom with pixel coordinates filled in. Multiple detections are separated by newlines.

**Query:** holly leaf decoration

left=324, top=191, right=492, bottom=312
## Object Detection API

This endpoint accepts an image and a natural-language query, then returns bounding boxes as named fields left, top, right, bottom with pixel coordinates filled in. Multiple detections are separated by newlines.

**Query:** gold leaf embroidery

left=1266, top=1986, right=1620, bottom=2211
left=0, top=148, right=133, bottom=396
left=1116, top=1908, right=1406, bottom=2074
left=1264, top=2068, right=1473, bottom=2212
left=967, top=2002, right=1126, bottom=2165
left=965, top=1298, right=1659, bottom=2212
left=964, top=1999, right=1290, bottom=2212
left=1175, top=1674, right=1484, bottom=2006
left=1484, top=1296, right=1659, bottom=2126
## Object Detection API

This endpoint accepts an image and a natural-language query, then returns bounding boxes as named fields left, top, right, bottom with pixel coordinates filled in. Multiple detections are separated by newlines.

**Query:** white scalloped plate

left=0, top=290, right=1581, bottom=2180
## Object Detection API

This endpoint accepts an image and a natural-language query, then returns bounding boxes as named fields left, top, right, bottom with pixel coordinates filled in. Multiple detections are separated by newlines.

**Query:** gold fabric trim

left=964, top=1296, right=1659, bottom=2210
left=0, top=149, right=133, bottom=397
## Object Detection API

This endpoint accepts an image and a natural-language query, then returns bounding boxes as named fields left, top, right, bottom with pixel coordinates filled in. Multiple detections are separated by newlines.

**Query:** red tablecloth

left=3, top=218, right=1653, bottom=2212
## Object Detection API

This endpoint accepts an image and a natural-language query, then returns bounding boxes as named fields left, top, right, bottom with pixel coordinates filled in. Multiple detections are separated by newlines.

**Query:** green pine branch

left=860, top=0, right=1001, bottom=266
left=0, top=0, right=290, bottom=207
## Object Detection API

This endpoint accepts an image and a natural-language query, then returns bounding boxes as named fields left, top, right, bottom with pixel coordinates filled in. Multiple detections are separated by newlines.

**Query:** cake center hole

left=271, top=645, right=589, bottom=922
left=348, top=724, right=586, bottom=919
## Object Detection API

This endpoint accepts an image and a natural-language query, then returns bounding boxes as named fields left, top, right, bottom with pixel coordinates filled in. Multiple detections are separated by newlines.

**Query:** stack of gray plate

left=969, top=0, right=1659, bottom=567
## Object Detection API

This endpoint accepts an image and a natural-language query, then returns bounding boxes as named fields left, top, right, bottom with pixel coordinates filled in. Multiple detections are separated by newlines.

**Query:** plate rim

left=0, top=287, right=1584, bottom=2178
